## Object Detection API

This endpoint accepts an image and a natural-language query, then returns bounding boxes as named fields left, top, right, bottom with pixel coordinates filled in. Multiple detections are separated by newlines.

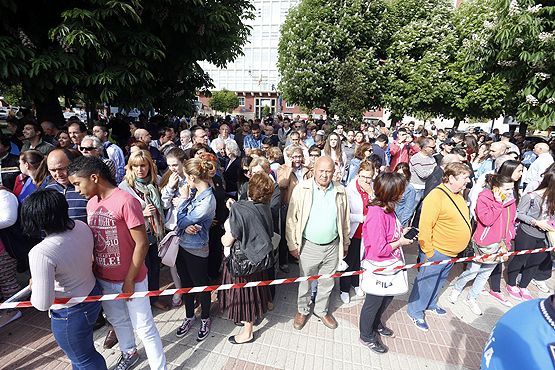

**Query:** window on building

left=286, top=101, right=295, bottom=109
left=238, top=97, right=245, bottom=106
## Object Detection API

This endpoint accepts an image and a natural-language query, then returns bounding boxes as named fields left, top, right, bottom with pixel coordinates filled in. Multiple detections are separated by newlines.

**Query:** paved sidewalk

left=0, top=246, right=552, bottom=369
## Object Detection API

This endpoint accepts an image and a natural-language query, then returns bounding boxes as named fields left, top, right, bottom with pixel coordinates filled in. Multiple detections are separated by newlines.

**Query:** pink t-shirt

left=87, top=188, right=147, bottom=282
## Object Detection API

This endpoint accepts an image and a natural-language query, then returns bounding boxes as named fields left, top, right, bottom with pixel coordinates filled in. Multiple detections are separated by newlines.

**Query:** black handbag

left=226, top=204, right=275, bottom=277
left=226, top=240, right=275, bottom=277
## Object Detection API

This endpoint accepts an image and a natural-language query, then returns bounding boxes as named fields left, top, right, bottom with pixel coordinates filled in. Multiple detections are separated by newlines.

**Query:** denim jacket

left=176, top=187, right=216, bottom=249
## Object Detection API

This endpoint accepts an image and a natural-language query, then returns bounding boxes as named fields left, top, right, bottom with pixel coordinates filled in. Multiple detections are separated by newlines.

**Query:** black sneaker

left=377, top=324, right=394, bottom=337
left=197, top=318, right=211, bottom=341
left=114, top=350, right=139, bottom=370
left=359, top=338, right=388, bottom=354
left=176, top=317, right=195, bottom=338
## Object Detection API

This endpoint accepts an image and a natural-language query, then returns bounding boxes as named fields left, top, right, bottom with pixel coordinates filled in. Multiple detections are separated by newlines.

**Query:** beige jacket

left=277, top=164, right=308, bottom=204
left=285, top=179, right=350, bottom=259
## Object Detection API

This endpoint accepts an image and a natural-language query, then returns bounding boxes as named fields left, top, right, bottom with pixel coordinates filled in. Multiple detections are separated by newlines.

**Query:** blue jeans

left=452, top=262, right=497, bottom=300
left=98, top=277, right=166, bottom=370
left=50, top=284, right=107, bottom=370
left=407, top=250, right=453, bottom=320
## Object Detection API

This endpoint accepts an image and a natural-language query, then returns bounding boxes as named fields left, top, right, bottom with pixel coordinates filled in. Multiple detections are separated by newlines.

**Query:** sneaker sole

left=531, top=281, right=550, bottom=293
left=197, top=333, right=210, bottom=342
left=0, top=310, right=22, bottom=328
left=489, top=295, right=513, bottom=307
left=464, top=301, right=482, bottom=316
left=428, top=309, right=447, bottom=316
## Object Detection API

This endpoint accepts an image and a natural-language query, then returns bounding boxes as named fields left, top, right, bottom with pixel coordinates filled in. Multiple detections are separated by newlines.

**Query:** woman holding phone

left=448, top=174, right=516, bottom=315
left=359, top=172, right=413, bottom=354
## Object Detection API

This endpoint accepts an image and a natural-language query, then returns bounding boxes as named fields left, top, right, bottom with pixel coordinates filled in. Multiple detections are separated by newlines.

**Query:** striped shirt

left=45, top=180, right=88, bottom=223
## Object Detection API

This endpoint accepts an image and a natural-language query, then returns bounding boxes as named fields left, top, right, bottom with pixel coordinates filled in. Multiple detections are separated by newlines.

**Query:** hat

left=316, top=130, right=326, bottom=136
left=443, top=139, right=455, bottom=146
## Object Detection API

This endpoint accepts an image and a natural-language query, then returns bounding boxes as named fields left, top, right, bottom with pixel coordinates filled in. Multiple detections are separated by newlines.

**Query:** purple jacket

left=473, top=188, right=517, bottom=247
left=362, top=206, right=402, bottom=262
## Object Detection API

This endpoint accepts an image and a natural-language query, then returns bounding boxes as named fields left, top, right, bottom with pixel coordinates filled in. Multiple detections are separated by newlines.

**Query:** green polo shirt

left=303, top=180, right=338, bottom=244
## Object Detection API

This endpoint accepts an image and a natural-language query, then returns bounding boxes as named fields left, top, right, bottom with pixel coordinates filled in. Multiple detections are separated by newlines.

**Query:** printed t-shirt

left=87, top=188, right=147, bottom=282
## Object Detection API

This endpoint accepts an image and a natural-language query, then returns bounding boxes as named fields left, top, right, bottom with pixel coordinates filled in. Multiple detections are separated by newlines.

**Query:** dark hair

left=465, top=135, right=478, bottom=154
left=68, top=121, right=87, bottom=133
left=394, top=162, right=411, bottom=181
left=21, top=189, right=75, bottom=235
left=354, top=142, right=372, bottom=160
left=367, top=153, right=383, bottom=169
left=497, top=160, right=522, bottom=202
left=485, top=173, right=513, bottom=189
left=248, top=173, right=274, bottom=204
left=369, top=172, right=407, bottom=213
left=251, top=124, right=261, bottom=131
left=67, top=156, right=116, bottom=186
left=24, top=121, right=44, bottom=137
left=376, top=134, right=388, bottom=143
left=190, top=143, right=210, bottom=157
left=0, top=135, right=11, bottom=149
left=537, top=163, right=555, bottom=216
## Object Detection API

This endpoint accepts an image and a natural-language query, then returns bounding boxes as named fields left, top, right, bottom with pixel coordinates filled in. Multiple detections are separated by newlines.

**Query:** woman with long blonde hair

left=119, top=149, right=168, bottom=310
left=323, top=132, right=347, bottom=182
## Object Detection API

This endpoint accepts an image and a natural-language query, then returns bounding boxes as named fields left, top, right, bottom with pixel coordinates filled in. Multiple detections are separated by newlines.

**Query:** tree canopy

left=277, top=0, right=387, bottom=123
left=209, top=89, right=240, bottom=113
left=0, top=0, right=254, bottom=124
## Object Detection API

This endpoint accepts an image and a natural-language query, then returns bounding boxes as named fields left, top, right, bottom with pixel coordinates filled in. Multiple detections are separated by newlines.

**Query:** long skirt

left=219, top=262, right=271, bottom=323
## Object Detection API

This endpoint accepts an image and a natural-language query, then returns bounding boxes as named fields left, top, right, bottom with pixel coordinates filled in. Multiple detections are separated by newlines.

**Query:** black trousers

left=278, top=203, right=289, bottom=265
left=208, top=226, right=224, bottom=280
left=145, top=242, right=161, bottom=304
left=507, top=228, right=547, bottom=288
left=340, top=238, right=361, bottom=293
left=489, top=264, right=502, bottom=292
left=534, top=252, right=553, bottom=281
left=359, top=294, right=393, bottom=342
left=176, top=248, right=210, bottom=319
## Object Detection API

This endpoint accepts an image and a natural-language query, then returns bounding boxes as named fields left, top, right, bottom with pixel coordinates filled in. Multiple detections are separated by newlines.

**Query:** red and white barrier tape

left=2, top=246, right=553, bottom=310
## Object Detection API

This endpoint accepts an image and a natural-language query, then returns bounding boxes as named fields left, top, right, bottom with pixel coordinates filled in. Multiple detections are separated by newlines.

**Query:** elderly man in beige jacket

left=286, top=156, right=350, bottom=330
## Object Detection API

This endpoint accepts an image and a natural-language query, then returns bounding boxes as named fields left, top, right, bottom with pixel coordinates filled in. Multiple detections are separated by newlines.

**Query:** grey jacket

left=517, top=191, right=555, bottom=239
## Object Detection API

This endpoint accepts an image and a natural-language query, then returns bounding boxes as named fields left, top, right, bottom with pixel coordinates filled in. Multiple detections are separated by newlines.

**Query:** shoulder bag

left=158, top=230, right=180, bottom=267
left=360, top=248, right=408, bottom=296
left=473, top=207, right=510, bottom=264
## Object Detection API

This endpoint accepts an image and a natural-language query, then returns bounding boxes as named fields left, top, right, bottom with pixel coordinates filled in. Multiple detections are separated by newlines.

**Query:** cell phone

left=404, top=227, right=419, bottom=240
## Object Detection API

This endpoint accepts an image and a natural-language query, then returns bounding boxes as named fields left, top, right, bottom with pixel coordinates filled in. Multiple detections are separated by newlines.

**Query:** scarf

left=134, top=177, right=165, bottom=242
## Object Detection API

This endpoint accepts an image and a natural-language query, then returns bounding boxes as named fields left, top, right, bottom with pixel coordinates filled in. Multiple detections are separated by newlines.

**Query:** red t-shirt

left=87, top=188, right=147, bottom=282
left=353, top=179, right=370, bottom=239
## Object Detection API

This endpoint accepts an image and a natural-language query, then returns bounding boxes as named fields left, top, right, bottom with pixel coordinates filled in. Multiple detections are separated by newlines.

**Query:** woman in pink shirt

left=360, top=172, right=413, bottom=354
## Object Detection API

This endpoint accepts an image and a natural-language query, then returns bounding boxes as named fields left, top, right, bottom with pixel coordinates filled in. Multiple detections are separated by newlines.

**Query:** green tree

left=209, top=89, right=240, bottom=113
left=465, top=0, right=555, bottom=130
left=0, top=0, right=254, bottom=125
left=278, top=0, right=387, bottom=122
left=382, top=0, right=457, bottom=120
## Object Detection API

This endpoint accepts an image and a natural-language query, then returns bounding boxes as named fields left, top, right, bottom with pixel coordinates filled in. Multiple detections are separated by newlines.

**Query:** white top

left=523, top=152, right=554, bottom=194
left=29, top=221, right=97, bottom=311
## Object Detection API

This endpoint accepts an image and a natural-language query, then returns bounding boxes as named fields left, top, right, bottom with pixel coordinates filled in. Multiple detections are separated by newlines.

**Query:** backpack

left=0, top=186, right=42, bottom=272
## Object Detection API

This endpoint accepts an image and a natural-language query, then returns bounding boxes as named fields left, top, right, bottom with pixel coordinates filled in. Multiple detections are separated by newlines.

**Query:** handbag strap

left=436, top=187, right=471, bottom=232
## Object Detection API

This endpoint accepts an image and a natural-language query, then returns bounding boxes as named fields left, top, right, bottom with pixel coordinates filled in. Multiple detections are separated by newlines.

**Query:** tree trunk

left=518, top=121, right=528, bottom=136
left=35, top=93, right=64, bottom=127
left=452, top=118, right=462, bottom=131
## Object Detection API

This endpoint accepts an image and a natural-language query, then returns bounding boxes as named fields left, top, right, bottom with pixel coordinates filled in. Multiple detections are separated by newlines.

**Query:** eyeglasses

left=358, top=175, right=373, bottom=181
left=80, top=146, right=97, bottom=152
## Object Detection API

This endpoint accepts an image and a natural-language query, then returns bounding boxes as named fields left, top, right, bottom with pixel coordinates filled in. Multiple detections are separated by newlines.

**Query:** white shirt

left=524, top=152, right=554, bottom=194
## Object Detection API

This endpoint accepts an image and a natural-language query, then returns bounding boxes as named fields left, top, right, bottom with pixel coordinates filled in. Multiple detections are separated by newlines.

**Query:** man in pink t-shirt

left=69, top=156, right=166, bottom=370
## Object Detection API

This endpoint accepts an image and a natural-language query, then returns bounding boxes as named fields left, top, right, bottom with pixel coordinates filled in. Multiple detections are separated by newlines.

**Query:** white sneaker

left=516, top=274, right=521, bottom=286
left=449, top=289, right=461, bottom=304
left=340, top=292, right=350, bottom=304
left=354, top=287, right=365, bottom=297
left=465, top=298, right=482, bottom=316
left=531, top=279, right=550, bottom=293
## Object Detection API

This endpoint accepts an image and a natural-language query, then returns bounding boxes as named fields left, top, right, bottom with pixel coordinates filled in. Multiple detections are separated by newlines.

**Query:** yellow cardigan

left=419, top=184, right=472, bottom=258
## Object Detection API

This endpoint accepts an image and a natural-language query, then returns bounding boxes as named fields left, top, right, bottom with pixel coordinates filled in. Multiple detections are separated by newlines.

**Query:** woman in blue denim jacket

left=174, top=158, right=216, bottom=342
left=394, top=163, right=417, bottom=227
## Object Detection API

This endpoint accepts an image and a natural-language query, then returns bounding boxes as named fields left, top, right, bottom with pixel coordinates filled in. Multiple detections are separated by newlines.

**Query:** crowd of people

left=1, top=112, right=555, bottom=369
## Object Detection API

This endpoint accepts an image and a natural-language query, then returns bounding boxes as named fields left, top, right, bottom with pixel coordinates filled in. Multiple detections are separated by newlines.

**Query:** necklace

left=540, top=299, right=555, bottom=331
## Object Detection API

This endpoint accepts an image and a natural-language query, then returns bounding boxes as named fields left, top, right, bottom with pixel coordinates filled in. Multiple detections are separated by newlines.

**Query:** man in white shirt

left=523, top=143, right=554, bottom=194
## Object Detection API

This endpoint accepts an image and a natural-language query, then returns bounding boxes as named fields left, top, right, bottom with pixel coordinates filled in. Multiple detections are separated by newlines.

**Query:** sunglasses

left=80, top=146, right=97, bottom=152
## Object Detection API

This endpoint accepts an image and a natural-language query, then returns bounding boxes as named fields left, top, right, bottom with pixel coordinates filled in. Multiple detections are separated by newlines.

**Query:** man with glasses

left=409, top=137, right=437, bottom=206
left=79, top=136, right=117, bottom=183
